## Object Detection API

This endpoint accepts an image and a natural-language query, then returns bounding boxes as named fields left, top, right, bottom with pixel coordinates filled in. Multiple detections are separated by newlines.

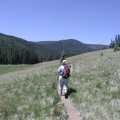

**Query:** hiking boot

left=65, top=92, right=68, bottom=99
left=64, top=89, right=68, bottom=98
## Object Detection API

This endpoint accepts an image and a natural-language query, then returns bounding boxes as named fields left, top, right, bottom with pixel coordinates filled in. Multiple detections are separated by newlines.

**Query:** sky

left=0, top=0, right=120, bottom=45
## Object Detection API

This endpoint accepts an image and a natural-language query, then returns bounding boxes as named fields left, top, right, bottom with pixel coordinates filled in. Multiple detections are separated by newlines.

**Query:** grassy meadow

left=0, top=61, right=67, bottom=120
left=0, top=49, right=120, bottom=120
left=68, top=49, right=120, bottom=120
left=0, top=64, right=33, bottom=75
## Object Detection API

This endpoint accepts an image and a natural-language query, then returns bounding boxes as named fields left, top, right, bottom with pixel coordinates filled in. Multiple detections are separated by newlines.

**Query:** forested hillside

left=0, top=33, right=108, bottom=64
left=37, top=39, right=92, bottom=56
left=37, top=39, right=108, bottom=56
left=0, top=33, right=58, bottom=64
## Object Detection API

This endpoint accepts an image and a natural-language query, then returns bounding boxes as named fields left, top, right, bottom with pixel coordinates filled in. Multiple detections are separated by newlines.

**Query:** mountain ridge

left=36, top=39, right=108, bottom=55
left=0, top=33, right=108, bottom=64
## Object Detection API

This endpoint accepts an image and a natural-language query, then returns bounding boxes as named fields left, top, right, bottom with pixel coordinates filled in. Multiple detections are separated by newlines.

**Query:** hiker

left=57, top=60, right=71, bottom=97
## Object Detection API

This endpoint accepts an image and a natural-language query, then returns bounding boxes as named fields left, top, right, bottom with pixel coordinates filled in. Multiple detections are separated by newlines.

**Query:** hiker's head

left=62, top=60, right=67, bottom=65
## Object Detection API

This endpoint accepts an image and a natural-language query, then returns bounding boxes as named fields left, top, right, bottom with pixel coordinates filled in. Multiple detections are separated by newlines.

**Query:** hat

left=62, top=60, right=67, bottom=64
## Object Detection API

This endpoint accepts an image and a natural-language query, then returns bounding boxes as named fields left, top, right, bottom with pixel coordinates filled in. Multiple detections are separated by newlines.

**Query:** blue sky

left=0, top=0, right=120, bottom=45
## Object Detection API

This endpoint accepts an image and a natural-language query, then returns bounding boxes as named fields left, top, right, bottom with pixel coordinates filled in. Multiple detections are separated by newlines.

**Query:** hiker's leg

left=63, top=79, right=69, bottom=98
left=64, top=85, right=67, bottom=94
left=60, top=79, right=64, bottom=95
left=64, top=78, right=69, bottom=93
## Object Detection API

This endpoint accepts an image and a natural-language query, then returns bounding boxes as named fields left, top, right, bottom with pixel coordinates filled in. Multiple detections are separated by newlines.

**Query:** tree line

left=109, top=34, right=120, bottom=51
left=0, top=34, right=59, bottom=64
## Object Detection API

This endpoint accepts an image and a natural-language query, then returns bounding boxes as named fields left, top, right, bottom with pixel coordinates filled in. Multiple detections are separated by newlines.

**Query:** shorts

left=58, top=76, right=69, bottom=89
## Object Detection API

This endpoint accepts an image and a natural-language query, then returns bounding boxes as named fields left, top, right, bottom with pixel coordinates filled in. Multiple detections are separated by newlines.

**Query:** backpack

left=62, top=65, right=70, bottom=79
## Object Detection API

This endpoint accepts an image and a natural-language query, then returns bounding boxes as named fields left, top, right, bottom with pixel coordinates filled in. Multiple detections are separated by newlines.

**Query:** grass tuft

left=0, top=74, right=66, bottom=119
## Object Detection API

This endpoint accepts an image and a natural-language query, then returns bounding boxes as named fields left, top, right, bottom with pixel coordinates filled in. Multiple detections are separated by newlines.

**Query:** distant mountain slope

left=37, top=39, right=91, bottom=55
left=36, top=39, right=108, bottom=56
left=86, top=44, right=108, bottom=51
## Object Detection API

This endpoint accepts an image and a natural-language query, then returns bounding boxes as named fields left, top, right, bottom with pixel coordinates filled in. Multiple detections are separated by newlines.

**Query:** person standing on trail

left=57, top=59, right=71, bottom=97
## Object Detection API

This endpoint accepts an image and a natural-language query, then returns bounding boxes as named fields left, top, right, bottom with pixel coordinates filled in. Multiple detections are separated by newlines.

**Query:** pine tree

left=60, top=51, right=66, bottom=63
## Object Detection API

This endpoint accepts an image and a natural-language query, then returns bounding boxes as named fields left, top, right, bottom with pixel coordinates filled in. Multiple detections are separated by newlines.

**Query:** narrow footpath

left=58, top=85, right=83, bottom=120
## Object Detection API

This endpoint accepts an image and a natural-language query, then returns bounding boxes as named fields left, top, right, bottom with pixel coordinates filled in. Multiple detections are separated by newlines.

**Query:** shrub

left=100, top=52, right=103, bottom=56
left=114, top=46, right=120, bottom=52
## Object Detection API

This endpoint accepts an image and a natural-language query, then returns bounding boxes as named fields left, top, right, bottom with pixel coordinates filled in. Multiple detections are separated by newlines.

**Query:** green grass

left=68, top=49, right=120, bottom=120
left=0, top=49, right=120, bottom=120
left=0, top=61, right=67, bottom=120
left=0, top=64, right=32, bottom=75
left=0, top=75, right=66, bottom=120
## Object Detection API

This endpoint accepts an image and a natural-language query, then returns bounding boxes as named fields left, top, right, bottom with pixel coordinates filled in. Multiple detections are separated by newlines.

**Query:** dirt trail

left=58, top=85, right=83, bottom=120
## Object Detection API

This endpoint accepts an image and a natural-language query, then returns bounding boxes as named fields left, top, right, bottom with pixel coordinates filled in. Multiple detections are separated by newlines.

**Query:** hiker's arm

left=57, top=67, right=62, bottom=75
